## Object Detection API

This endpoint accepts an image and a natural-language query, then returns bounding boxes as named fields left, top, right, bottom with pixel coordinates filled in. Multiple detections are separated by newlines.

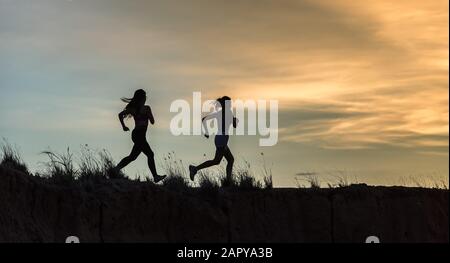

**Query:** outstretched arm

left=146, top=106, right=155, bottom=125
left=118, top=109, right=130, bottom=131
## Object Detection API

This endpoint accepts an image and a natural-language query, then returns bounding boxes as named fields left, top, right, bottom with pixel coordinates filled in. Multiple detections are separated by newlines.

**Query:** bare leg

left=141, top=141, right=157, bottom=176
left=222, top=146, right=234, bottom=181
left=141, top=141, right=166, bottom=183
left=190, top=148, right=225, bottom=181
left=116, top=144, right=141, bottom=170
left=195, top=148, right=224, bottom=172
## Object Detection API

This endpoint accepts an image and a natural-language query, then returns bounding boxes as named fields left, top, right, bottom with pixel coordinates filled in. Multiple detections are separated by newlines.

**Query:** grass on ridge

left=1, top=140, right=448, bottom=190
left=0, top=139, right=29, bottom=175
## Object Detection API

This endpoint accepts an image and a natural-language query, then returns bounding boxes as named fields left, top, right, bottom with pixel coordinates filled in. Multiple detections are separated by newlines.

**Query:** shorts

left=214, top=135, right=229, bottom=148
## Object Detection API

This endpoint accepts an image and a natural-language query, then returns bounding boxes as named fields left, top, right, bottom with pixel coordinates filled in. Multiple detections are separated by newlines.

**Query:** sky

left=0, top=0, right=448, bottom=187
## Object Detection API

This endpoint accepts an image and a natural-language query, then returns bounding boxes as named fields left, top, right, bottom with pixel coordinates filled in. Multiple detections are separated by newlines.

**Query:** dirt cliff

left=0, top=165, right=448, bottom=242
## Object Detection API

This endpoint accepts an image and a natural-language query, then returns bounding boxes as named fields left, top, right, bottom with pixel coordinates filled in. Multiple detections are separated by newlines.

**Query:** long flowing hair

left=121, top=89, right=146, bottom=117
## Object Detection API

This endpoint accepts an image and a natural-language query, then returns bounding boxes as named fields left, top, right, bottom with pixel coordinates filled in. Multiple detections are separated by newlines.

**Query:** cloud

left=279, top=102, right=448, bottom=153
left=0, top=0, right=448, bottom=169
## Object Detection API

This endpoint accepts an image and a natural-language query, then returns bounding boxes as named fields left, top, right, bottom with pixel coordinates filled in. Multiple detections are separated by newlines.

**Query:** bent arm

left=146, top=106, right=155, bottom=125
left=233, top=117, right=238, bottom=128
left=202, top=112, right=218, bottom=137
left=202, top=116, right=210, bottom=137
left=118, top=110, right=129, bottom=130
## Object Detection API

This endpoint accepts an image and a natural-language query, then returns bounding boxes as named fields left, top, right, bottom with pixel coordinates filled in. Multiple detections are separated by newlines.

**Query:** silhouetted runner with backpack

left=189, top=96, right=238, bottom=186
left=115, top=89, right=166, bottom=183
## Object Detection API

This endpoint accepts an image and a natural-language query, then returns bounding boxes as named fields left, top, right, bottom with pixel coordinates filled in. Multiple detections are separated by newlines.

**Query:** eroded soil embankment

left=0, top=165, right=448, bottom=242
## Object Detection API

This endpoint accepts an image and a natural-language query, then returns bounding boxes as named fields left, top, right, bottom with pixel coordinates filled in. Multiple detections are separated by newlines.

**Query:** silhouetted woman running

left=189, top=96, right=238, bottom=185
left=115, top=89, right=166, bottom=183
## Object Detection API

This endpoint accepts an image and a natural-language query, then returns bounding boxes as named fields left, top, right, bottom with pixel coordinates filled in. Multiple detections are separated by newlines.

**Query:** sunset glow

left=1, top=0, right=448, bottom=186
